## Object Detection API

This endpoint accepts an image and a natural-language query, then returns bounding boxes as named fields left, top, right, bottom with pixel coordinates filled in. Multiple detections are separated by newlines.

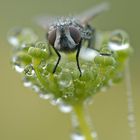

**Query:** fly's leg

left=53, top=43, right=82, bottom=76
left=52, top=47, right=61, bottom=73
left=76, top=39, right=82, bottom=77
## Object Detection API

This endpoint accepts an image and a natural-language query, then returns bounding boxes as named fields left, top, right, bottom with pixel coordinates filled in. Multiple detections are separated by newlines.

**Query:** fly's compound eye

left=69, top=26, right=81, bottom=44
left=47, top=29, right=56, bottom=46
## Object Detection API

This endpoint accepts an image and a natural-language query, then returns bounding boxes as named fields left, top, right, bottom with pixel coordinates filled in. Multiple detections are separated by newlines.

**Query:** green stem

left=73, top=103, right=93, bottom=140
left=32, top=59, right=48, bottom=88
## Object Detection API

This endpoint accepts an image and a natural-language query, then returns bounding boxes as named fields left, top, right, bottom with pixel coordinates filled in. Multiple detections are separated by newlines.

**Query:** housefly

left=36, top=3, right=109, bottom=76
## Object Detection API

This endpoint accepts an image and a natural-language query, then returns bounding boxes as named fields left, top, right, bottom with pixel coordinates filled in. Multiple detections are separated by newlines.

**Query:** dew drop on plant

left=62, top=92, right=74, bottom=99
left=71, top=132, right=85, bottom=140
left=50, top=98, right=62, bottom=106
left=35, top=42, right=48, bottom=52
left=59, top=80, right=70, bottom=88
left=100, top=86, right=107, bottom=92
left=7, top=27, right=38, bottom=47
left=39, top=93, right=53, bottom=100
left=40, top=61, right=47, bottom=70
left=58, top=102, right=72, bottom=113
left=59, top=73, right=72, bottom=88
left=108, top=79, right=113, bottom=86
left=32, top=85, right=40, bottom=93
left=12, top=56, right=25, bottom=73
left=128, top=113, right=136, bottom=127
left=14, top=64, right=24, bottom=73
left=91, top=131, right=98, bottom=140
left=24, top=65, right=35, bottom=77
left=12, top=56, right=17, bottom=62
left=109, top=42, right=129, bottom=51
left=23, top=78, right=32, bottom=87
left=80, top=47, right=99, bottom=61
left=125, top=62, right=138, bottom=140
left=96, top=83, right=100, bottom=88
left=108, top=30, right=129, bottom=51
left=8, top=35, right=19, bottom=47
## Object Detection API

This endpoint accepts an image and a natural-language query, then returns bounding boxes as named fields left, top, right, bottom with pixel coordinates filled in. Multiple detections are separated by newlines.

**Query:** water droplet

left=80, top=48, right=99, bottom=61
left=40, top=61, right=47, bottom=69
left=12, top=56, right=17, bottom=63
left=7, top=27, right=38, bottom=47
left=59, top=81, right=70, bottom=87
left=39, top=93, right=53, bottom=100
left=100, top=86, right=107, bottom=92
left=50, top=98, right=62, bottom=106
left=32, top=85, right=40, bottom=93
left=62, top=91, right=74, bottom=99
left=108, top=30, right=129, bottom=51
left=109, top=42, right=129, bottom=51
left=24, top=65, right=35, bottom=76
left=91, top=131, right=98, bottom=140
left=128, top=113, right=136, bottom=128
left=8, top=36, right=19, bottom=47
left=12, top=55, right=31, bottom=73
left=14, top=64, right=24, bottom=73
left=96, top=83, right=100, bottom=88
left=71, top=132, right=85, bottom=140
left=35, top=42, right=48, bottom=51
left=125, top=62, right=138, bottom=140
left=59, top=73, right=73, bottom=88
left=23, top=78, right=32, bottom=87
left=108, top=79, right=113, bottom=86
left=58, top=103, right=72, bottom=113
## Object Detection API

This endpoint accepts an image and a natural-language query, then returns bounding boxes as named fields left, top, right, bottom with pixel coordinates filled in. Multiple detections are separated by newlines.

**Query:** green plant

left=8, top=27, right=132, bottom=140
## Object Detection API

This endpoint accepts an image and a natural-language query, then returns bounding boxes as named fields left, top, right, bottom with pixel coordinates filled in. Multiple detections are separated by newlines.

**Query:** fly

left=36, top=2, right=109, bottom=77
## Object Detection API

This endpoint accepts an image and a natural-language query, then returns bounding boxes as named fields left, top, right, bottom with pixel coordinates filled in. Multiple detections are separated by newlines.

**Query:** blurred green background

left=0, top=0, right=139, bottom=140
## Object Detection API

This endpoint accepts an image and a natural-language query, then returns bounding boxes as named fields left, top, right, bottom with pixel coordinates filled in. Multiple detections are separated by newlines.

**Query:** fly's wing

left=35, top=15, right=61, bottom=30
left=76, top=2, right=109, bottom=25
left=35, top=2, right=109, bottom=30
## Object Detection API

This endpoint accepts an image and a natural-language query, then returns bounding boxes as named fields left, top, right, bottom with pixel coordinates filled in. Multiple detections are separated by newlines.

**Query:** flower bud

left=28, top=47, right=48, bottom=60
left=94, top=54, right=116, bottom=66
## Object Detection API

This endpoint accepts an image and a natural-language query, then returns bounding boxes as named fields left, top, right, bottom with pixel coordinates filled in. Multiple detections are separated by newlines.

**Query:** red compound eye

left=69, top=26, right=81, bottom=44
left=47, top=29, right=56, bottom=46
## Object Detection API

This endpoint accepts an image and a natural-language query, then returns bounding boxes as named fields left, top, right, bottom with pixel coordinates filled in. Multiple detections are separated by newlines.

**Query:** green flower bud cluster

left=8, top=28, right=132, bottom=107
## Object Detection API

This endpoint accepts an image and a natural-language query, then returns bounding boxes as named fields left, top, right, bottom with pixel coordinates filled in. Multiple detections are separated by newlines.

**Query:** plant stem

left=125, top=61, right=137, bottom=140
left=32, top=59, right=48, bottom=88
left=73, top=103, right=93, bottom=140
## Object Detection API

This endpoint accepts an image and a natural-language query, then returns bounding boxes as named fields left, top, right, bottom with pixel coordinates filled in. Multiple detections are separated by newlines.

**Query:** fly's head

left=47, top=20, right=81, bottom=52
